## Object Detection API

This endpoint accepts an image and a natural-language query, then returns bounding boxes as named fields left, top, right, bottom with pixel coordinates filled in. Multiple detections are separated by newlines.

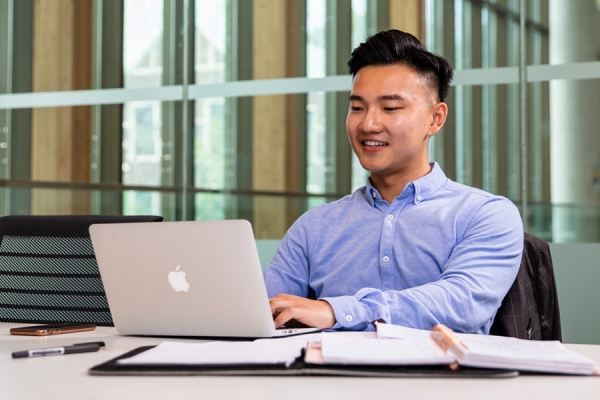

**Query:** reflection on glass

left=306, top=0, right=327, bottom=195
left=194, top=0, right=227, bottom=200
left=122, top=0, right=164, bottom=216
left=122, top=101, right=162, bottom=186
left=351, top=0, right=369, bottom=191
left=194, top=98, right=226, bottom=191
left=307, top=0, right=369, bottom=195
left=195, top=193, right=226, bottom=221
left=123, top=0, right=164, bottom=88
left=351, top=0, right=366, bottom=49
left=195, top=0, right=226, bottom=84
left=307, top=0, right=326, bottom=79
left=306, top=92, right=326, bottom=194
left=123, top=190, right=161, bottom=216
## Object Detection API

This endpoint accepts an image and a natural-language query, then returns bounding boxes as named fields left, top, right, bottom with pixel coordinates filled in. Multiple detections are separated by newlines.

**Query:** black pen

left=12, top=341, right=106, bottom=359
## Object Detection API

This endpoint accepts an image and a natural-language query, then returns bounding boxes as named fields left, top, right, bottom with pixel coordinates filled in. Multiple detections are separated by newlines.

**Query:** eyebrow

left=348, top=94, right=406, bottom=101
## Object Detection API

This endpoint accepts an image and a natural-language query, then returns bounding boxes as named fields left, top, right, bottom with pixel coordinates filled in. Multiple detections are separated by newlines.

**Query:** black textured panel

left=0, top=308, right=114, bottom=326
left=0, top=274, right=106, bottom=292
left=0, top=291, right=109, bottom=308
left=0, top=235, right=95, bottom=255
left=0, top=215, right=163, bottom=237
left=0, top=215, right=163, bottom=326
left=0, top=255, right=100, bottom=275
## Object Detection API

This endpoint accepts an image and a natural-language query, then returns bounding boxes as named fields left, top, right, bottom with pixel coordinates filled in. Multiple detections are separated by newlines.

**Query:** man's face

left=346, top=64, right=444, bottom=181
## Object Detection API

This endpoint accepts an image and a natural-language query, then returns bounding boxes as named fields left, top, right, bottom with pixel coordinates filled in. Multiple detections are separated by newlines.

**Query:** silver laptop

left=89, top=219, right=319, bottom=338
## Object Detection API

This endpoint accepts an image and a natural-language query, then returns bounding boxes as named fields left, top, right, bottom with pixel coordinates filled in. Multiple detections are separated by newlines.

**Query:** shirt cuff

left=320, top=295, right=383, bottom=331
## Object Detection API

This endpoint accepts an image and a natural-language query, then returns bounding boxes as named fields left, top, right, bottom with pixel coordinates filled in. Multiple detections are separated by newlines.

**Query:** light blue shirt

left=264, top=163, right=523, bottom=334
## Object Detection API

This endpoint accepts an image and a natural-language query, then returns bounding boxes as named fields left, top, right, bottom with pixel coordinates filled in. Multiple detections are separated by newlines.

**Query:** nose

left=359, top=108, right=383, bottom=133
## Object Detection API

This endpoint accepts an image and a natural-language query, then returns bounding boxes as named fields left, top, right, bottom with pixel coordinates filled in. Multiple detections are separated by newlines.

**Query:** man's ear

left=427, top=102, right=448, bottom=138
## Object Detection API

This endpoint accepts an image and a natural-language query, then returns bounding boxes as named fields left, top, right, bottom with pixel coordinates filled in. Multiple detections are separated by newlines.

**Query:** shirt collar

left=363, top=162, right=448, bottom=207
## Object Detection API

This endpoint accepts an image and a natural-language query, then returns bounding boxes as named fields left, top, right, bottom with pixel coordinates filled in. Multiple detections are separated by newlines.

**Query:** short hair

left=347, top=30, right=453, bottom=103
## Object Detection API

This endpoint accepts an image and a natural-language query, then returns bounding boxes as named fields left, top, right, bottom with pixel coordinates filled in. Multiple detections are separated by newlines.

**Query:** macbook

left=89, top=219, right=319, bottom=338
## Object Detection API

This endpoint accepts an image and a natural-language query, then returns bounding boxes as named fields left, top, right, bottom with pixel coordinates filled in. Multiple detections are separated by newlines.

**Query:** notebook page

left=117, top=340, right=305, bottom=366
left=320, top=333, right=455, bottom=365
left=375, top=323, right=432, bottom=340
left=454, top=334, right=599, bottom=374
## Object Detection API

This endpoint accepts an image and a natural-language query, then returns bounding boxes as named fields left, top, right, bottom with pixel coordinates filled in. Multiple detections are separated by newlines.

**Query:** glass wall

left=0, top=0, right=599, bottom=241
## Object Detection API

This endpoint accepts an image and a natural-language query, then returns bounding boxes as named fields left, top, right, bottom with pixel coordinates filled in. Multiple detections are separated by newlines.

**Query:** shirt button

left=345, top=315, right=353, bottom=322
left=383, top=256, right=389, bottom=262
left=417, top=195, right=422, bottom=201
left=372, top=192, right=376, bottom=198
left=387, top=214, right=393, bottom=220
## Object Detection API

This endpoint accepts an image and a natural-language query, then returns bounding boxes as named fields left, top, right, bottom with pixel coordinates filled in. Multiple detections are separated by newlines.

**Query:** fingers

left=269, top=294, right=299, bottom=328
left=269, top=294, right=302, bottom=315
left=273, top=308, right=295, bottom=329
left=268, top=294, right=336, bottom=329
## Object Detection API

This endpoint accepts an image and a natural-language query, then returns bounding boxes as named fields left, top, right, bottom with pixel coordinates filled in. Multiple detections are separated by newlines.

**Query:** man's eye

left=384, top=107, right=401, bottom=111
left=350, top=106, right=363, bottom=111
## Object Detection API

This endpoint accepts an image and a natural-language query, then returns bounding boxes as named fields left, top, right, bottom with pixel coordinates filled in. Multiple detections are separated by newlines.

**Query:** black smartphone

left=9, top=323, right=96, bottom=336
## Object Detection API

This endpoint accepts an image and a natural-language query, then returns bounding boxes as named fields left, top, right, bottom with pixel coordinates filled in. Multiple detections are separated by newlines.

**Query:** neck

left=370, top=162, right=433, bottom=203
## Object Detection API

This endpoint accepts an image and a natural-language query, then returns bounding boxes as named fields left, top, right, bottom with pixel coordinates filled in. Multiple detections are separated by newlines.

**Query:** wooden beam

left=252, top=0, right=304, bottom=239
left=31, top=0, right=92, bottom=214
left=389, top=0, right=424, bottom=42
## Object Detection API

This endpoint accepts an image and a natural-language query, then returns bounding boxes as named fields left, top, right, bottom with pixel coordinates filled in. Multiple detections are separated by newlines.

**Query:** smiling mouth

left=362, top=140, right=388, bottom=147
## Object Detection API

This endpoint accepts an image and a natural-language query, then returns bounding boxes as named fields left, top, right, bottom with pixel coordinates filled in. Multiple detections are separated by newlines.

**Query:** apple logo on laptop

left=168, top=265, right=190, bottom=292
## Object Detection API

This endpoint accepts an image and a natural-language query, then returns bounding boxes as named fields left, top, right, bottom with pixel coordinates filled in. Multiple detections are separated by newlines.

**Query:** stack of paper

left=117, top=340, right=305, bottom=367
left=376, top=323, right=599, bottom=375
left=320, top=333, right=454, bottom=365
left=450, top=333, right=598, bottom=374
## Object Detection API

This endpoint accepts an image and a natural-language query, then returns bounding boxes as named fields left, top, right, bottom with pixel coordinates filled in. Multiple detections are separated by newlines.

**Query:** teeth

left=364, top=140, right=386, bottom=146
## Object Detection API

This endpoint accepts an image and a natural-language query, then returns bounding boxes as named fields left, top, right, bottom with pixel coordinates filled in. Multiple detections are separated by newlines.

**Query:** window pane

left=122, top=0, right=165, bottom=216
left=195, top=0, right=226, bottom=84
left=123, top=0, right=163, bottom=88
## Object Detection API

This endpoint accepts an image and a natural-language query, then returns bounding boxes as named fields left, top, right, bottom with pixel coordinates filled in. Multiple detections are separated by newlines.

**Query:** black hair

left=347, top=29, right=453, bottom=103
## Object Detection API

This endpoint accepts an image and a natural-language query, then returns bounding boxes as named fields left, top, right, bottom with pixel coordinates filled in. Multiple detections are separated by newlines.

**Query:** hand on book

left=269, top=294, right=336, bottom=329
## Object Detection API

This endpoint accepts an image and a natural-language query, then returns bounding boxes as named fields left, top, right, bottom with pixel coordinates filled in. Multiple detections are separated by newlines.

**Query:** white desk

left=2, top=323, right=600, bottom=400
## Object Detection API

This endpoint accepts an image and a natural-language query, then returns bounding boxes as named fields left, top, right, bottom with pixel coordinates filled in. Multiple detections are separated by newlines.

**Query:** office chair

left=490, top=233, right=562, bottom=341
left=0, top=215, right=163, bottom=326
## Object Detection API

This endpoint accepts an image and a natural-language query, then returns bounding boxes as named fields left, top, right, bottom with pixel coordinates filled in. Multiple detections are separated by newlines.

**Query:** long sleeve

left=264, top=164, right=524, bottom=334
left=322, top=198, right=523, bottom=333
left=264, top=212, right=313, bottom=299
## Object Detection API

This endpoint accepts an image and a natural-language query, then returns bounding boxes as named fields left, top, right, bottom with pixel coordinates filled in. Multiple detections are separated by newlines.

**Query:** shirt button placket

left=380, top=208, right=396, bottom=291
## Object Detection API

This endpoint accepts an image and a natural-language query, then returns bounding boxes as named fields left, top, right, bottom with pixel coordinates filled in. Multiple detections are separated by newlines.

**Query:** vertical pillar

left=97, top=0, right=124, bottom=215
left=252, top=0, right=306, bottom=238
left=550, top=0, right=600, bottom=242
left=253, top=0, right=286, bottom=239
left=366, top=0, right=389, bottom=36
left=8, top=0, right=33, bottom=215
left=325, top=0, right=352, bottom=196
left=481, top=2, right=499, bottom=194
left=225, top=0, right=254, bottom=223
left=162, top=0, right=195, bottom=221
left=424, top=0, right=446, bottom=170
left=389, top=0, right=423, bottom=41
left=31, top=0, right=92, bottom=214
left=284, top=0, right=307, bottom=229
left=0, top=0, right=13, bottom=214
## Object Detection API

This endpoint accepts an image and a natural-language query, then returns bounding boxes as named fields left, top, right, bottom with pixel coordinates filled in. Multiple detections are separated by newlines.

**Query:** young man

left=265, top=30, right=523, bottom=334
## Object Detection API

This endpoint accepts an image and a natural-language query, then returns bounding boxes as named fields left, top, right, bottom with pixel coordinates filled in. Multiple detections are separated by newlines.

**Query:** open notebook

left=89, top=324, right=599, bottom=377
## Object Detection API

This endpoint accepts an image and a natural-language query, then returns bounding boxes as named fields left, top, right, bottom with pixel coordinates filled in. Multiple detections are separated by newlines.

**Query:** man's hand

left=269, top=294, right=336, bottom=329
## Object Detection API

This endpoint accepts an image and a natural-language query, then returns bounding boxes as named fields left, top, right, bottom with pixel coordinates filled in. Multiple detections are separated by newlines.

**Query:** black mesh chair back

left=490, top=233, right=562, bottom=341
left=0, top=215, right=163, bottom=326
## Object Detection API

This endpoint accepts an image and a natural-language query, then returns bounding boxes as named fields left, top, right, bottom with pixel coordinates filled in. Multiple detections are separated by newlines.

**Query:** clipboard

left=88, top=345, right=518, bottom=378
